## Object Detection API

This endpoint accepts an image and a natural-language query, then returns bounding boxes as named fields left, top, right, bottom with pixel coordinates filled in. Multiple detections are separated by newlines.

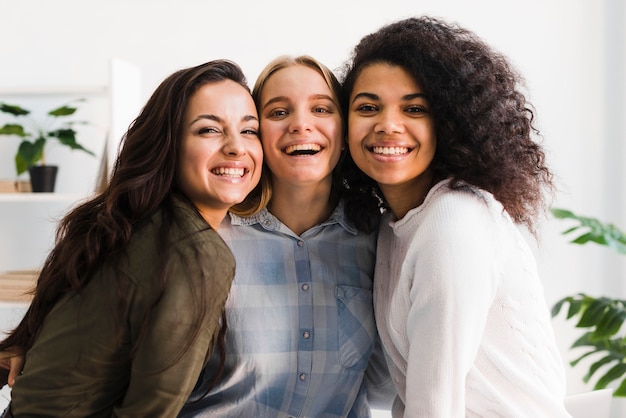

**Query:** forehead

left=262, top=65, right=334, bottom=101
left=353, top=63, right=423, bottom=95
left=188, top=79, right=256, bottom=113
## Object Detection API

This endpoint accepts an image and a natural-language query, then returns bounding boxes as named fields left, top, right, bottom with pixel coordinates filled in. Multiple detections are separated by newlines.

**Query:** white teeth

left=285, top=143, right=321, bottom=155
left=372, top=146, right=409, bottom=155
left=212, top=167, right=245, bottom=177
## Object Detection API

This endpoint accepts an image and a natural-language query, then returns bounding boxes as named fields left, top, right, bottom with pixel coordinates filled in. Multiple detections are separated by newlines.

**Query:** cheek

left=347, top=117, right=364, bottom=144
left=259, top=122, right=283, bottom=148
left=249, top=141, right=264, bottom=167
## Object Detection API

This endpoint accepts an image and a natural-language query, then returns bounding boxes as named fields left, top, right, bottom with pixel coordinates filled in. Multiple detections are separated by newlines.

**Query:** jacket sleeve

left=112, top=234, right=234, bottom=418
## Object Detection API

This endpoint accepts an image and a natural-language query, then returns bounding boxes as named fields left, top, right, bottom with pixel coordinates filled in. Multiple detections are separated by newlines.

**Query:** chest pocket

left=336, top=285, right=375, bottom=370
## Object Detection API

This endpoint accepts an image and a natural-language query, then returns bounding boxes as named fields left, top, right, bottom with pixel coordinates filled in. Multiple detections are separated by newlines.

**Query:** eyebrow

left=190, top=114, right=258, bottom=125
left=262, top=94, right=336, bottom=111
left=351, top=92, right=428, bottom=103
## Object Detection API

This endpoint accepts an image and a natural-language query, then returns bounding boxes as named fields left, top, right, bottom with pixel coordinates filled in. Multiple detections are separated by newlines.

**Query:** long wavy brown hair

left=0, top=60, right=249, bottom=381
left=341, top=16, right=555, bottom=235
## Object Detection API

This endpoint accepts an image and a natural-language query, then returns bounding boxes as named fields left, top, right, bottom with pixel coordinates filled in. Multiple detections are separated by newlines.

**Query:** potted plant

left=551, top=208, right=626, bottom=396
left=0, top=99, right=95, bottom=192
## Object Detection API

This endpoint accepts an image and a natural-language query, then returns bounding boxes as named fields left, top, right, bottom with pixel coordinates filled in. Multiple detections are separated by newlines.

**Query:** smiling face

left=177, top=79, right=263, bottom=228
left=348, top=63, right=437, bottom=215
left=257, top=64, right=343, bottom=188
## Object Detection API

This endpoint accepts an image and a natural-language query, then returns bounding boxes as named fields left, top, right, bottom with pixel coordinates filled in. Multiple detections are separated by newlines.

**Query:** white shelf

left=0, top=193, right=86, bottom=202
left=0, top=85, right=108, bottom=96
left=0, top=57, right=141, bottom=276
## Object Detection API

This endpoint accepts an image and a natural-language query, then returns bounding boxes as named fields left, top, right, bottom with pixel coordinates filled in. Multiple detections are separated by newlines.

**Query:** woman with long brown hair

left=0, top=59, right=263, bottom=417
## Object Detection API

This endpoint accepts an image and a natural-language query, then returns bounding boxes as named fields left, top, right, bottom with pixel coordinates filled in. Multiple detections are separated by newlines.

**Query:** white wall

left=1, top=0, right=625, bottom=414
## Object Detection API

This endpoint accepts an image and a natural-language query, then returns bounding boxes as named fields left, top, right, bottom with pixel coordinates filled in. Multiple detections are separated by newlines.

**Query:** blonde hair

left=230, top=55, right=344, bottom=217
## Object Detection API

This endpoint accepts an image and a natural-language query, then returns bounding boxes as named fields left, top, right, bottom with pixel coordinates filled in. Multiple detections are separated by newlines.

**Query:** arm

left=403, top=194, right=499, bottom=417
left=364, top=334, right=395, bottom=410
left=0, top=349, right=24, bottom=387
left=113, top=238, right=234, bottom=417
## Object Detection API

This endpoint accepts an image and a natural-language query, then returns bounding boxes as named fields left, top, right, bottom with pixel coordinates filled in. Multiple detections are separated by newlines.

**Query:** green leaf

left=577, top=299, right=610, bottom=328
left=551, top=207, right=626, bottom=255
left=48, top=105, right=78, bottom=117
left=567, top=298, right=584, bottom=319
left=551, top=297, right=568, bottom=317
left=614, top=378, right=626, bottom=396
left=570, top=346, right=600, bottom=367
left=584, top=355, right=616, bottom=382
left=15, top=153, right=28, bottom=175
left=49, top=129, right=94, bottom=155
left=550, top=208, right=575, bottom=219
left=0, top=103, right=30, bottom=116
left=0, top=123, right=29, bottom=137
left=591, top=306, right=626, bottom=339
left=17, top=138, right=45, bottom=171
left=595, top=363, right=626, bottom=389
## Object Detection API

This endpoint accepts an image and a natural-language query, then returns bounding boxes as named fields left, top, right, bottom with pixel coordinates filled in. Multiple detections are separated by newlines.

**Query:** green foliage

left=0, top=100, right=94, bottom=175
left=551, top=208, right=626, bottom=255
left=551, top=208, right=626, bottom=396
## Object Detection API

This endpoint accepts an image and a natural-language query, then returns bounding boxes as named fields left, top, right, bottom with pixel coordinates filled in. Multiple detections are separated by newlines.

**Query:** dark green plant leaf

left=551, top=208, right=626, bottom=397
left=571, top=332, right=598, bottom=350
left=570, top=348, right=601, bottom=368
left=584, top=354, right=616, bottom=382
left=577, top=298, right=610, bottom=328
left=595, top=363, right=626, bottom=389
left=614, top=378, right=626, bottom=396
left=15, top=153, right=28, bottom=175
left=567, top=298, right=585, bottom=319
left=2, top=100, right=92, bottom=176
left=591, top=305, right=626, bottom=339
left=48, top=129, right=94, bottom=155
left=0, top=103, right=30, bottom=116
left=16, top=138, right=45, bottom=173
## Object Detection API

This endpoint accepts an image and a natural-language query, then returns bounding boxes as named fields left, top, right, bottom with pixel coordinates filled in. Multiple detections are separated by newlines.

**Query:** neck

left=198, top=208, right=227, bottom=231
left=381, top=172, right=435, bottom=220
left=268, top=179, right=337, bottom=235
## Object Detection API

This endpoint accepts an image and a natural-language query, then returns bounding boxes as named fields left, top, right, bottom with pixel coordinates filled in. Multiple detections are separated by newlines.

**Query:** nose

left=374, top=108, right=404, bottom=135
left=223, top=133, right=247, bottom=156
left=288, top=110, right=312, bottom=134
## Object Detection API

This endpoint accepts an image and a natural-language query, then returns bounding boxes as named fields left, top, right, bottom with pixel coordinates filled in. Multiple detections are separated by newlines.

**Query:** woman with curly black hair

left=341, top=16, right=571, bottom=417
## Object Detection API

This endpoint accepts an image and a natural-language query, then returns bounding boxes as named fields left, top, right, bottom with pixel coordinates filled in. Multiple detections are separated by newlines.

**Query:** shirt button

left=303, top=331, right=310, bottom=339
left=297, top=240, right=304, bottom=247
left=301, top=283, right=309, bottom=291
left=299, top=373, right=307, bottom=381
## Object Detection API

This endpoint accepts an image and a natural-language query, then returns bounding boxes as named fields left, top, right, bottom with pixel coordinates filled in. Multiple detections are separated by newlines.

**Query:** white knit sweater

left=374, top=180, right=571, bottom=417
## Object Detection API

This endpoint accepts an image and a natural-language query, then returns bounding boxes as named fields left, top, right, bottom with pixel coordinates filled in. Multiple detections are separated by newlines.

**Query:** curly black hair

left=340, top=16, right=554, bottom=234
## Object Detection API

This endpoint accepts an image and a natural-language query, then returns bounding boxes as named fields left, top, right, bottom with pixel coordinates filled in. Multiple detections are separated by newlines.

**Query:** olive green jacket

left=10, top=197, right=235, bottom=417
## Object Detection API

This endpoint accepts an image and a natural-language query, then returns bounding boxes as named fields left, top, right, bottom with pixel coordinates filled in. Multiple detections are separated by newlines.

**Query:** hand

left=0, top=348, right=24, bottom=387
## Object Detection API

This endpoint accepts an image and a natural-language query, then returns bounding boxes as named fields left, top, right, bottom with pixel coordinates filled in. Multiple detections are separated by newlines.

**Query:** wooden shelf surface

left=0, top=271, right=38, bottom=302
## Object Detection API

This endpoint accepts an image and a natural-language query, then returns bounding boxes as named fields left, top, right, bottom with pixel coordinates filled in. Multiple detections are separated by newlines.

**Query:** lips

left=371, top=146, right=410, bottom=156
left=284, top=143, right=322, bottom=156
left=211, top=167, right=246, bottom=177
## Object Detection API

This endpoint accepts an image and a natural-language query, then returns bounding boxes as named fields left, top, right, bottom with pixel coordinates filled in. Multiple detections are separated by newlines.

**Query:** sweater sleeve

left=403, top=192, right=500, bottom=417
left=113, top=233, right=234, bottom=418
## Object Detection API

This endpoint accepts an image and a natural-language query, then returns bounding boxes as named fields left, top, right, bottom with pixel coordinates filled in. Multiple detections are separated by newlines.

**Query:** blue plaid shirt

left=179, top=201, right=391, bottom=417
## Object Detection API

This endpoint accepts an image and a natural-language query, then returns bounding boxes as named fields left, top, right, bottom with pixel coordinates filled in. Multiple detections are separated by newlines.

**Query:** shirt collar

left=227, top=199, right=357, bottom=235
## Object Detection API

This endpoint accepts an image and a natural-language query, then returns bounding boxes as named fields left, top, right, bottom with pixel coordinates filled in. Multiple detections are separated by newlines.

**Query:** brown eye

left=198, top=127, right=220, bottom=135
left=356, top=104, right=377, bottom=113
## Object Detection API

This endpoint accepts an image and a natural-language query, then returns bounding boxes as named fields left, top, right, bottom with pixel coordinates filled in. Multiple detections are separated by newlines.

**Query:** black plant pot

left=28, top=165, right=58, bottom=193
